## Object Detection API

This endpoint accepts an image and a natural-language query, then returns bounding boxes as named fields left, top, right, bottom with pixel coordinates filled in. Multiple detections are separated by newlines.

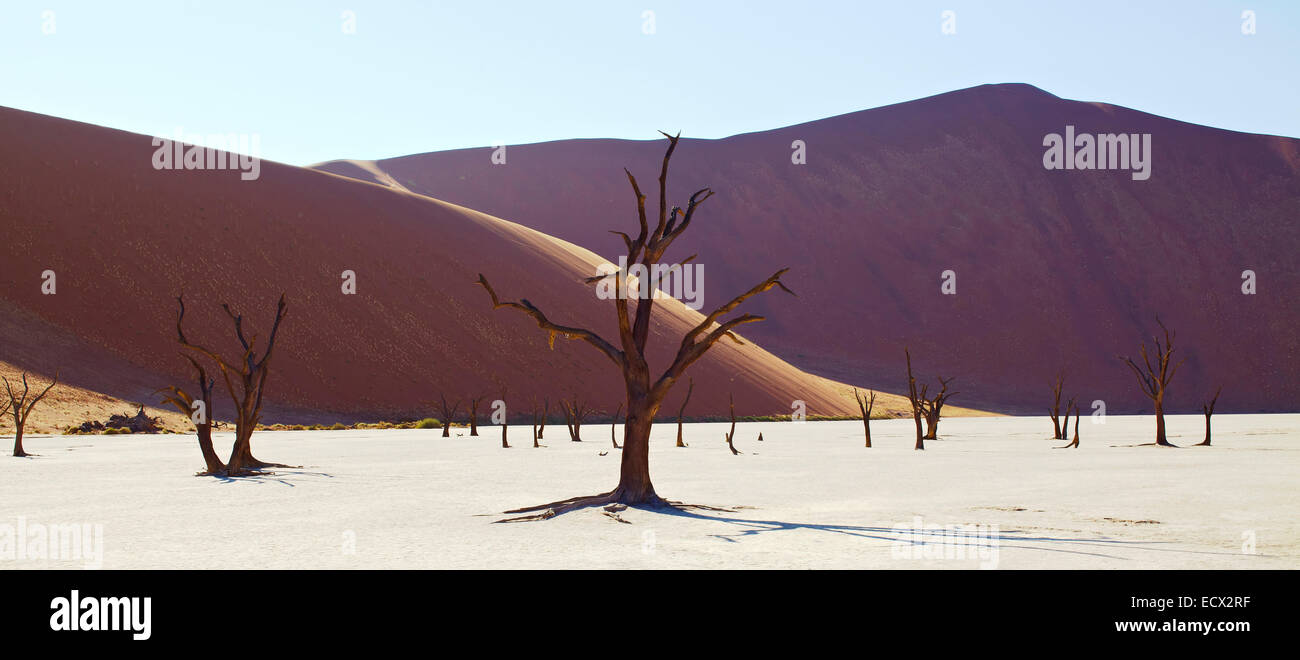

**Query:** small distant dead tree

left=175, top=293, right=291, bottom=474
left=476, top=132, right=793, bottom=519
left=5, top=372, right=58, bottom=458
left=499, top=389, right=509, bottom=449
left=559, top=397, right=593, bottom=442
left=675, top=377, right=693, bottom=447
left=853, top=387, right=876, bottom=448
left=610, top=403, right=623, bottom=448
left=157, top=355, right=224, bottom=474
left=531, top=398, right=548, bottom=447
left=920, top=377, right=957, bottom=440
left=1060, top=396, right=1076, bottom=443
left=905, top=349, right=925, bottom=450
left=1056, top=403, right=1080, bottom=449
left=437, top=395, right=460, bottom=438
left=1120, top=318, right=1185, bottom=447
left=468, top=395, right=484, bottom=437
left=1048, top=370, right=1066, bottom=439
left=723, top=393, right=740, bottom=455
left=1196, top=386, right=1222, bottom=446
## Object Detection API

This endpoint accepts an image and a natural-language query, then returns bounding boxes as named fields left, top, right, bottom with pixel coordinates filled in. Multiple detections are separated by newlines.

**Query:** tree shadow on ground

left=212, top=468, right=335, bottom=488
left=650, top=506, right=1246, bottom=562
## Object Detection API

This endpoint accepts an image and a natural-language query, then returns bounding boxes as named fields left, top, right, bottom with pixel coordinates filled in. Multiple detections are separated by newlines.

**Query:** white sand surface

left=2, top=414, right=1295, bottom=569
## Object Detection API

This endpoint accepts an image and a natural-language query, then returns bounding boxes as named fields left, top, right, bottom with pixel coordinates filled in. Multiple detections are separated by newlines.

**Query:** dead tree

left=1060, top=396, right=1076, bottom=443
left=468, top=395, right=484, bottom=437
left=921, top=377, right=956, bottom=440
left=499, top=389, right=509, bottom=448
left=1120, top=318, right=1185, bottom=447
left=476, top=132, right=793, bottom=519
left=905, top=349, right=925, bottom=450
left=1196, top=386, right=1222, bottom=446
left=853, top=387, right=876, bottom=448
left=1070, top=404, right=1080, bottom=448
left=675, top=377, right=693, bottom=447
left=175, top=294, right=291, bottom=474
left=723, top=393, right=740, bottom=455
left=1049, top=370, right=1066, bottom=439
left=4, top=372, right=58, bottom=457
left=437, top=395, right=461, bottom=438
left=610, top=403, right=623, bottom=448
left=1056, top=403, right=1080, bottom=449
left=559, top=397, right=592, bottom=442
left=157, top=355, right=225, bottom=474
left=531, top=397, right=548, bottom=447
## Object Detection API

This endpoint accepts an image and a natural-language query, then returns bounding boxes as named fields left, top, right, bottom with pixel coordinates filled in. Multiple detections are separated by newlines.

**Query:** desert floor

left=2, top=414, right=1296, bottom=569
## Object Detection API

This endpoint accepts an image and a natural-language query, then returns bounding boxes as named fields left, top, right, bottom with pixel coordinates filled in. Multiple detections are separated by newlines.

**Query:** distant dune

left=0, top=106, right=948, bottom=426
left=317, top=83, right=1300, bottom=414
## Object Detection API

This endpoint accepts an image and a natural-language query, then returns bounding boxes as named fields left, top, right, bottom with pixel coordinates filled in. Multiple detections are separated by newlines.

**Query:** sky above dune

left=1, top=0, right=1297, bottom=165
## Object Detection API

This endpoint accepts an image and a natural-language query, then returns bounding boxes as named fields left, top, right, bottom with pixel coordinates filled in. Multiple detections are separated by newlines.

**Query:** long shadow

left=651, top=506, right=1243, bottom=561
left=213, top=468, right=335, bottom=487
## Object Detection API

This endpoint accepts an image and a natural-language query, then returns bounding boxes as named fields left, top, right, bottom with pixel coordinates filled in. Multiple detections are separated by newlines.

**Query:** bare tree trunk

left=12, top=422, right=26, bottom=458
left=1049, top=370, right=1065, bottom=439
left=724, top=393, right=740, bottom=455
left=537, top=398, right=547, bottom=439
left=502, top=420, right=509, bottom=449
left=469, top=397, right=481, bottom=437
left=613, top=401, right=658, bottom=502
left=1071, top=406, right=1080, bottom=448
left=1061, top=397, right=1075, bottom=442
left=611, top=403, right=623, bottom=449
left=905, top=349, right=924, bottom=450
left=675, top=377, right=693, bottom=448
left=854, top=387, right=875, bottom=448
left=438, top=395, right=460, bottom=438
left=1153, top=399, right=1170, bottom=446
left=1057, top=404, right=1080, bottom=449
left=1195, top=387, right=1220, bottom=446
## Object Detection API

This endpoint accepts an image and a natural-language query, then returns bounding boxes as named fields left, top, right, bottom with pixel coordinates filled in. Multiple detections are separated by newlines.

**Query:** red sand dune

left=316, top=83, right=1300, bottom=414
left=0, top=106, right=912, bottom=424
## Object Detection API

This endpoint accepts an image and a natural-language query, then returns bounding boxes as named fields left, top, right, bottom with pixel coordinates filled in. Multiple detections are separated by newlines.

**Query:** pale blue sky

left=1, top=1, right=1296, bottom=165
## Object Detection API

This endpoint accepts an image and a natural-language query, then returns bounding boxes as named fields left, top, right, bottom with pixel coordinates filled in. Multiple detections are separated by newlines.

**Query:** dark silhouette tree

left=1195, top=386, right=1222, bottom=446
left=1120, top=318, right=1185, bottom=447
left=5, top=372, right=58, bottom=457
left=174, top=294, right=291, bottom=474
left=559, top=397, right=593, bottom=442
left=1048, top=369, right=1066, bottom=439
left=499, top=389, right=509, bottom=448
left=921, top=376, right=956, bottom=440
left=675, top=377, right=693, bottom=447
left=853, top=387, right=876, bottom=448
left=468, top=395, right=484, bottom=437
left=904, top=349, right=926, bottom=450
left=157, top=355, right=224, bottom=474
left=1060, top=396, right=1076, bottom=443
left=1056, top=403, right=1080, bottom=449
left=723, top=393, right=740, bottom=455
left=476, top=132, right=793, bottom=519
left=531, top=397, right=548, bottom=447
left=437, top=395, right=460, bottom=438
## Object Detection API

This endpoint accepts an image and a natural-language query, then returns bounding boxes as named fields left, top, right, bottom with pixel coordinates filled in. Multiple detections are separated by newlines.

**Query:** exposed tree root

left=496, top=490, right=736, bottom=523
